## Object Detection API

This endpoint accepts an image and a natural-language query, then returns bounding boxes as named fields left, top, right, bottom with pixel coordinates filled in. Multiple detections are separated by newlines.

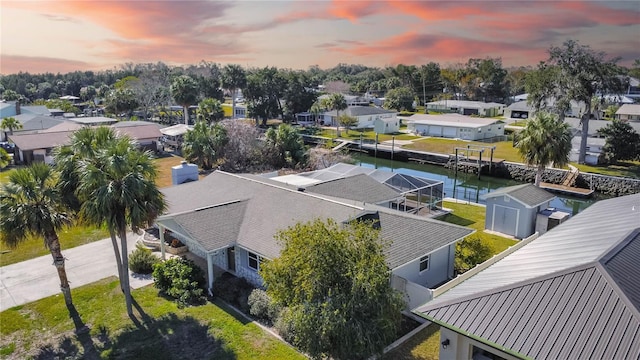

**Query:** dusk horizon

left=1, top=0, right=639, bottom=75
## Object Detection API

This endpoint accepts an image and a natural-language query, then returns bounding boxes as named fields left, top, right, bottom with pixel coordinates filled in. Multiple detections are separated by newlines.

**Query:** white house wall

left=409, top=122, right=504, bottom=140
left=438, top=327, right=520, bottom=360
left=392, top=245, right=453, bottom=288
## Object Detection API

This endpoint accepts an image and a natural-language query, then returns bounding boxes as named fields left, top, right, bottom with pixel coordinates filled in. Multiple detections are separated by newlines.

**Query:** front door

left=227, top=247, right=236, bottom=272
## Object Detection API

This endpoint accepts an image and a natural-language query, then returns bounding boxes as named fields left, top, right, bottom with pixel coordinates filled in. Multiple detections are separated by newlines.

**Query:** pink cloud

left=1, top=55, right=96, bottom=74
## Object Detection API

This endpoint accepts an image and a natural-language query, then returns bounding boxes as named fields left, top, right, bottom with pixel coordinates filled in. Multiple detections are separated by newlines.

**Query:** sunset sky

left=1, top=0, right=639, bottom=74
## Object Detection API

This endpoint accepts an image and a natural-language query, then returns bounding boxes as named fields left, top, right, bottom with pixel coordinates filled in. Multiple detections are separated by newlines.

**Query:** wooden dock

left=539, top=182, right=594, bottom=197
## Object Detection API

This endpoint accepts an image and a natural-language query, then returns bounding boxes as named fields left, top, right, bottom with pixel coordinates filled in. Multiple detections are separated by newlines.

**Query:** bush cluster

left=128, top=243, right=160, bottom=274
left=211, top=272, right=254, bottom=312
left=152, top=257, right=206, bottom=307
left=248, top=289, right=282, bottom=325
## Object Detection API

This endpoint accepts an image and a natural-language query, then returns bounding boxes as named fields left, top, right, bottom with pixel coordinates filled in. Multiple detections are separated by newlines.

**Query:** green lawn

left=316, top=128, right=420, bottom=142
left=383, top=324, right=440, bottom=360
left=0, top=223, right=110, bottom=266
left=0, top=277, right=304, bottom=359
left=572, top=161, right=640, bottom=179
left=405, top=138, right=522, bottom=163
left=438, top=201, right=517, bottom=255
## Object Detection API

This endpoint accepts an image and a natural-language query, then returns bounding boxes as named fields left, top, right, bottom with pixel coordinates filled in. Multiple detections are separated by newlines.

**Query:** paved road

left=0, top=232, right=153, bottom=312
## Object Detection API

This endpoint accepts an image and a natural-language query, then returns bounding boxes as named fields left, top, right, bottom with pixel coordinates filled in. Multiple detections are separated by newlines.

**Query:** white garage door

left=492, top=205, right=518, bottom=236
left=443, top=127, right=457, bottom=138
left=428, top=126, right=442, bottom=136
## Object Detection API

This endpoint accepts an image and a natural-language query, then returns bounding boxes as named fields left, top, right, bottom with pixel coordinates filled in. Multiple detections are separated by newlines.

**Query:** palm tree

left=77, top=134, right=166, bottom=316
left=1, top=116, right=23, bottom=139
left=323, top=93, right=347, bottom=137
left=221, top=64, right=247, bottom=119
left=196, top=98, right=224, bottom=124
left=0, top=163, right=74, bottom=307
left=515, top=112, right=572, bottom=186
left=182, top=121, right=228, bottom=170
left=171, top=75, right=199, bottom=125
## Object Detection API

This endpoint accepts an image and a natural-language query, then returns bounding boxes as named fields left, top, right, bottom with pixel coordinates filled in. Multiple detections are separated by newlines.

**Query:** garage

left=492, top=205, right=518, bottom=236
left=462, top=108, right=479, bottom=116
left=428, top=125, right=442, bottom=137
left=442, top=126, right=457, bottom=138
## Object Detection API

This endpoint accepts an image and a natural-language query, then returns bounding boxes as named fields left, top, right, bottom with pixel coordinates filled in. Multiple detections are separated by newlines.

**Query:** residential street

left=0, top=232, right=153, bottom=312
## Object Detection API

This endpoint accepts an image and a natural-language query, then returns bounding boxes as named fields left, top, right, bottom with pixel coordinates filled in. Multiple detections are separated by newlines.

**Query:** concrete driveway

left=0, top=232, right=153, bottom=312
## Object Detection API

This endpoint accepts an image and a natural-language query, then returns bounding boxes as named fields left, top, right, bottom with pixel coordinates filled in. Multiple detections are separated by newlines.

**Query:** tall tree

left=281, top=70, right=318, bottom=122
left=0, top=163, right=74, bottom=307
left=1, top=116, right=23, bottom=136
left=264, top=123, right=307, bottom=168
left=221, top=64, right=247, bottom=120
left=105, top=88, right=139, bottom=120
left=515, top=112, right=572, bottom=186
left=57, top=127, right=166, bottom=316
left=182, top=121, right=228, bottom=170
left=171, top=75, right=199, bottom=125
left=545, top=40, right=624, bottom=164
left=261, top=219, right=404, bottom=360
left=598, top=120, right=640, bottom=164
left=384, top=87, right=415, bottom=112
left=322, top=93, right=347, bottom=137
left=196, top=98, right=224, bottom=124
left=244, top=67, right=287, bottom=127
left=131, top=65, right=172, bottom=120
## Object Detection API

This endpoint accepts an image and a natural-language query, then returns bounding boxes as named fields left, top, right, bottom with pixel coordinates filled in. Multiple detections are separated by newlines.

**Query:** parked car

left=0, top=141, right=15, bottom=151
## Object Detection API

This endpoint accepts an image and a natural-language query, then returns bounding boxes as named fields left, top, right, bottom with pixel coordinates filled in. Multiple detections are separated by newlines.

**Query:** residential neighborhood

left=1, top=1, right=640, bottom=359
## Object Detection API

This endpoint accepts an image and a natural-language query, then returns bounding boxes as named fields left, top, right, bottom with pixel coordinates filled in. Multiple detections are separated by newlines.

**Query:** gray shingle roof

left=9, top=130, right=73, bottom=150
left=415, top=193, right=640, bottom=360
left=304, top=173, right=401, bottom=204
left=324, top=106, right=396, bottom=117
left=481, top=183, right=555, bottom=208
left=159, top=171, right=471, bottom=267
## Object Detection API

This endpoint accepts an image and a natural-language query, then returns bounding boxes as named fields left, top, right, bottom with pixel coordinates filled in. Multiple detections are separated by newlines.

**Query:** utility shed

left=480, top=184, right=555, bottom=239
left=414, top=193, right=640, bottom=360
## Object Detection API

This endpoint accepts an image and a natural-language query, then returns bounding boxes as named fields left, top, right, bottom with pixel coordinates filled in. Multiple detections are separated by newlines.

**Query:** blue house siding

left=391, top=245, right=454, bottom=288
left=235, top=247, right=264, bottom=287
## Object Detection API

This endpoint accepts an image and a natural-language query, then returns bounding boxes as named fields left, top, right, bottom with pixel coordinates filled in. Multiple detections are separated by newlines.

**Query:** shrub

left=273, top=307, right=296, bottom=344
left=152, top=257, right=206, bottom=307
left=248, top=289, right=281, bottom=324
left=212, top=272, right=254, bottom=311
left=128, top=243, right=160, bottom=274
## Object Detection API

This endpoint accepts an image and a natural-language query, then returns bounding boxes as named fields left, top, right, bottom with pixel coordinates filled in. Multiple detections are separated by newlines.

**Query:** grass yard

left=572, top=160, right=640, bottom=179
left=316, top=128, right=420, bottom=142
left=153, top=154, right=192, bottom=188
left=438, top=201, right=517, bottom=255
left=0, top=277, right=304, bottom=360
left=383, top=324, right=440, bottom=360
left=405, top=138, right=523, bottom=163
left=0, top=223, right=110, bottom=266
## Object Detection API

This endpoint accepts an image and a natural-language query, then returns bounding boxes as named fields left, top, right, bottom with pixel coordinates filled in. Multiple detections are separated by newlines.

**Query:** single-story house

left=221, top=103, right=247, bottom=119
left=616, top=103, right=640, bottom=121
left=426, top=100, right=505, bottom=117
left=319, top=106, right=398, bottom=130
left=9, top=122, right=163, bottom=164
left=65, top=116, right=117, bottom=126
left=569, top=135, right=606, bottom=165
left=111, top=121, right=163, bottom=151
left=157, top=170, right=473, bottom=306
left=621, top=76, right=640, bottom=100
left=1, top=101, right=51, bottom=119
left=505, top=96, right=587, bottom=119
left=401, top=113, right=504, bottom=140
left=414, top=193, right=640, bottom=360
left=480, top=184, right=556, bottom=239
left=317, top=94, right=370, bottom=107
left=160, top=124, right=193, bottom=149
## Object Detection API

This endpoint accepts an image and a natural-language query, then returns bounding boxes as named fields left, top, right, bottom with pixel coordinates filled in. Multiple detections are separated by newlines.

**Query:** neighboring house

left=616, top=103, right=640, bottom=121
left=318, top=94, right=370, bottom=107
left=111, top=121, right=163, bottom=151
left=480, top=184, right=556, bottom=239
left=401, top=113, right=504, bottom=140
left=414, top=193, right=640, bottom=360
left=8, top=121, right=162, bottom=164
left=564, top=117, right=640, bottom=136
left=65, top=116, right=117, bottom=126
left=504, top=96, right=587, bottom=119
left=374, top=117, right=400, bottom=134
left=221, top=103, right=247, bottom=119
left=157, top=170, right=473, bottom=307
left=569, top=135, right=606, bottom=165
left=319, top=106, right=398, bottom=130
left=621, top=76, right=640, bottom=100
left=0, top=101, right=51, bottom=118
left=160, top=124, right=193, bottom=149
left=426, top=100, right=505, bottom=117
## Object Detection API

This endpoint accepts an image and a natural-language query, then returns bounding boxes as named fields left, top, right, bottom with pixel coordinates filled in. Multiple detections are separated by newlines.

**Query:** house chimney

left=15, top=100, right=21, bottom=115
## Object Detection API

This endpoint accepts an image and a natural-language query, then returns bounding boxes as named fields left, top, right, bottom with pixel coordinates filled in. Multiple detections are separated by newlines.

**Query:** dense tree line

left=2, top=53, right=638, bottom=124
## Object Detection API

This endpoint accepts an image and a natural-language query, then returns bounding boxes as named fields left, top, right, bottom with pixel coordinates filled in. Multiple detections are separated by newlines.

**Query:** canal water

left=352, top=153, right=598, bottom=215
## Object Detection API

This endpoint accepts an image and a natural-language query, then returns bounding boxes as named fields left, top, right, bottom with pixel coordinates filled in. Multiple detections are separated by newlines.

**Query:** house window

left=419, top=255, right=430, bottom=272
left=248, top=252, right=260, bottom=271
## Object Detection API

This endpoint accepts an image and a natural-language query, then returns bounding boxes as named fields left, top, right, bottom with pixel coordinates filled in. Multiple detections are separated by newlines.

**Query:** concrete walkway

left=0, top=232, right=154, bottom=312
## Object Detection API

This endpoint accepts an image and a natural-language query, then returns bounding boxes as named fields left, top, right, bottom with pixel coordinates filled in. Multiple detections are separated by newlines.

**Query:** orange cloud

left=1, top=55, right=96, bottom=74
left=327, top=0, right=381, bottom=22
